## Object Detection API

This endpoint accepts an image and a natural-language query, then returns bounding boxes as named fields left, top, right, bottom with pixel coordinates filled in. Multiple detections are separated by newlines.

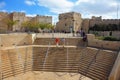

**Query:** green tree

left=4, top=19, right=18, bottom=31
left=22, top=22, right=54, bottom=32
left=22, top=21, right=39, bottom=32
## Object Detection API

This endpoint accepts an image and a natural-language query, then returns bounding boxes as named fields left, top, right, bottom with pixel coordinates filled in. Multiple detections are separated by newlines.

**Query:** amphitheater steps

left=1, top=52, right=32, bottom=79
left=32, top=47, right=118, bottom=80
left=78, top=49, right=117, bottom=80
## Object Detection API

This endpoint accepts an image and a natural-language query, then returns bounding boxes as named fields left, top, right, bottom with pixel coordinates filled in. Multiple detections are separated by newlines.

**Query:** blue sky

left=0, top=0, right=120, bottom=23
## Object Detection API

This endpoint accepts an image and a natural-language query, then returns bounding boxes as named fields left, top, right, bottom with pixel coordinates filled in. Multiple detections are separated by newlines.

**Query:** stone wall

left=0, top=33, right=32, bottom=47
left=109, top=50, right=120, bottom=80
left=56, top=12, right=82, bottom=32
left=34, top=37, right=85, bottom=46
left=87, top=34, right=120, bottom=50
left=11, top=12, right=26, bottom=31
left=0, top=12, right=52, bottom=32
left=35, top=15, right=52, bottom=24
left=82, top=19, right=90, bottom=33
left=0, top=12, right=9, bottom=32
left=89, top=16, right=120, bottom=27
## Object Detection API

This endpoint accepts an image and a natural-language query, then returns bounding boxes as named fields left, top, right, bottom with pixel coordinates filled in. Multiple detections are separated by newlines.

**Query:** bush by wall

left=102, top=36, right=120, bottom=41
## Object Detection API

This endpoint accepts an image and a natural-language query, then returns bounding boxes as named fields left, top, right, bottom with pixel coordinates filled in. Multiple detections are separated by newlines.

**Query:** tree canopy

left=4, top=19, right=18, bottom=31
left=22, top=21, right=54, bottom=32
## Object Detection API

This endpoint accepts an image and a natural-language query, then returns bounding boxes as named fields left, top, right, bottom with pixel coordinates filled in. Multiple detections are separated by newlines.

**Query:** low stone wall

left=109, top=51, right=120, bottom=80
left=34, top=37, right=85, bottom=46
left=87, top=34, right=120, bottom=50
left=0, top=33, right=32, bottom=47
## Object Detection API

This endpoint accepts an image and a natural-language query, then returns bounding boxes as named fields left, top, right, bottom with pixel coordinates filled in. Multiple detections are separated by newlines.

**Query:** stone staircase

left=0, top=46, right=118, bottom=80
left=33, top=47, right=118, bottom=80
left=33, top=47, right=82, bottom=72
left=78, top=48, right=118, bottom=80
left=1, top=48, right=32, bottom=79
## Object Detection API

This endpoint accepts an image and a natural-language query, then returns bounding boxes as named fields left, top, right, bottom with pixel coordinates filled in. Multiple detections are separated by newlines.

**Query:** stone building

left=0, top=12, right=52, bottom=32
left=56, top=12, right=82, bottom=32
left=9, top=12, right=26, bottom=31
left=0, top=12, right=9, bottom=32
left=56, top=12, right=120, bottom=33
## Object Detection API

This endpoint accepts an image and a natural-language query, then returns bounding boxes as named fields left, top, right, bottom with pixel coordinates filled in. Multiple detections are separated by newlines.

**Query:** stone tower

left=9, top=12, right=26, bottom=31
left=0, top=12, right=9, bottom=32
left=56, top=12, right=82, bottom=32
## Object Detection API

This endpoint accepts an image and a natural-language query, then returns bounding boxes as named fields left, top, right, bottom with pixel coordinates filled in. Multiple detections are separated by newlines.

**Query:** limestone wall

left=0, top=12, right=9, bottom=31
left=82, top=19, right=89, bottom=33
left=34, top=37, right=85, bottom=46
left=87, top=34, right=120, bottom=50
left=109, top=51, right=120, bottom=80
left=56, top=12, right=82, bottom=32
left=0, top=33, right=32, bottom=47
left=11, top=12, right=26, bottom=31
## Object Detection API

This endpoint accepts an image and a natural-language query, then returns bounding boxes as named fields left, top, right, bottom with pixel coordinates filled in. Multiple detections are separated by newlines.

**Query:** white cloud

left=26, top=14, right=36, bottom=17
left=0, top=9, right=7, bottom=12
left=73, top=0, right=120, bottom=19
left=20, top=10, right=26, bottom=13
left=0, top=2, right=5, bottom=8
left=25, top=0, right=36, bottom=6
left=27, top=0, right=119, bottom=19
left=36, top=0, right=120, bottom=19
left=37, top=0, right=74, bottom=13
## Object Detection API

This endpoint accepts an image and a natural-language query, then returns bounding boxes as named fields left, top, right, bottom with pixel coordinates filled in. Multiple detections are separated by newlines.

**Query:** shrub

left=103, top=36, right=120, bottom=41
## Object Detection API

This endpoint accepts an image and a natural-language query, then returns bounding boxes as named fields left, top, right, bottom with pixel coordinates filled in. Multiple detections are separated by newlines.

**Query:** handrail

left=77, top=47, right=88, bottom=80
left=24, top=47, right=28, bottom=73
left=15, top=45, right=24, bottom=80
left=108, top=48, right=120, bottom=80
left=42, top=42, right=50, bottom=70
left=83, top=48, right=100, bottom=77
left=0, top=50, right=3, bottom=80
left=15, top=45, right=24, bottom=69
left=7, top=50, right=16, bottom=80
